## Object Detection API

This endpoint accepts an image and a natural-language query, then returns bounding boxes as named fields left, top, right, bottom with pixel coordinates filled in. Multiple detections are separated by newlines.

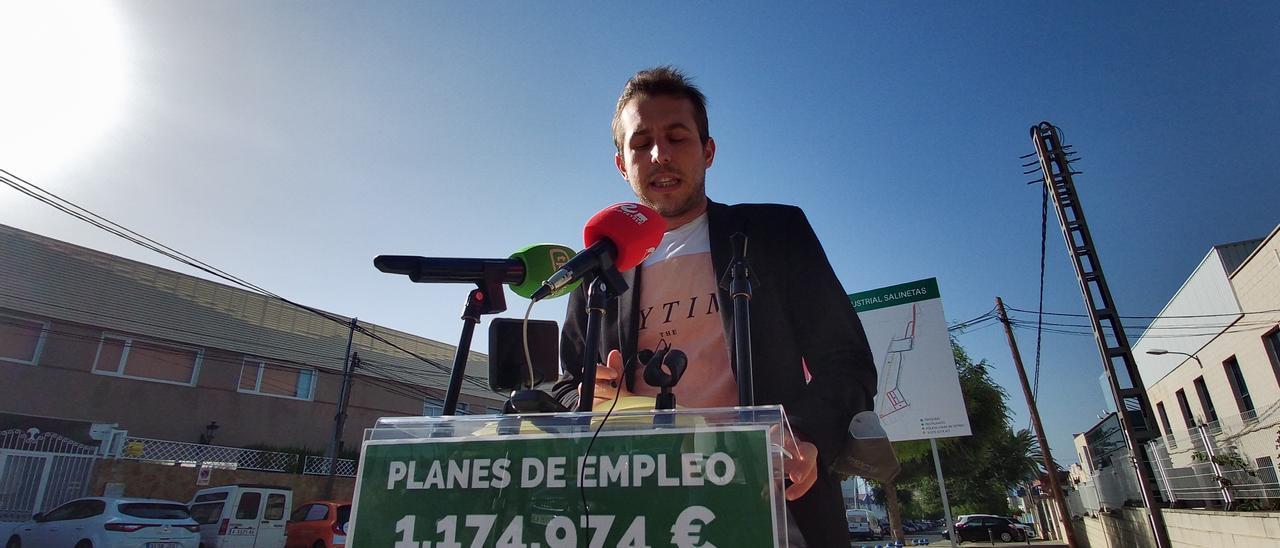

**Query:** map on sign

left=851, top=278, right=972, bottom=441
left=877, top=303, right=917, bottom=418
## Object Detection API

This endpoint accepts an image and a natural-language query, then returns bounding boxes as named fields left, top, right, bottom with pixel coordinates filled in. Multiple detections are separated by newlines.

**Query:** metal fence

left=1073, top=447, right=1149, bottom=514
left=302, top=455, right=358, bottom=477
left=1146, top=400, right=1280, bottom=506
left=0, top=429, right=100, bottom=522
left=119, top=437, right=298, bottom=473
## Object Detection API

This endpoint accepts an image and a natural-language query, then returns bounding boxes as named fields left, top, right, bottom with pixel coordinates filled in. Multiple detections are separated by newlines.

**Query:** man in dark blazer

left=552, top=66, right=878, bottom=547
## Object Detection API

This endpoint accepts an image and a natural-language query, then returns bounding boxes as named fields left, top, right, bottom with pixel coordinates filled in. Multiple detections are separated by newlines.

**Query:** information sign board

left=851, top=277, right=972, bottom=441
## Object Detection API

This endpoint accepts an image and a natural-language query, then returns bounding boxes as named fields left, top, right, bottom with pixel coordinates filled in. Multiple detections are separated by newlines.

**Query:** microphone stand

left=576, top=255, right=629, bottom=412
left=724, top=232, right=755, bottom=406
left=443, top=264, right=509, bottom=415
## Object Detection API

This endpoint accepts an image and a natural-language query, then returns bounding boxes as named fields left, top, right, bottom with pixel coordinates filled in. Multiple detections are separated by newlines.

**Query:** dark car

left=953, top=515, right=1026, bottom=543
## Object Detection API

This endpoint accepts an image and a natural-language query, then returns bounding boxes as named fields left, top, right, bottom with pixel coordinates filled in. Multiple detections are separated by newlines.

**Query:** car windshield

left=120, top=503, right=191, bottom=519
left=188, top=502, right=224, bottom=525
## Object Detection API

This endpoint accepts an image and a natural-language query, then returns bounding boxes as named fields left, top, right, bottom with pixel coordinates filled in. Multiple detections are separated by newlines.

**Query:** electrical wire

left=947, top=306, right=998, bottom=332
left=1006, top=319, right=1275, bottom=339
left=1033, top=182, right=1048, bottom=402
left=577, top=355, right=625, bottom=540
left=1004, top=305, right=1280, bottom=321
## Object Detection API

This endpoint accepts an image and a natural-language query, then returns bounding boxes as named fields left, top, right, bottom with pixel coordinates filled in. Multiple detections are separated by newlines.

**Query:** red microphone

left=530, top=202, right=666, bottom=300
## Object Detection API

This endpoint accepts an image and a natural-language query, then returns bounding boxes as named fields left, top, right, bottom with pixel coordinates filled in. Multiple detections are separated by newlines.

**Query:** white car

left=5, top=497, right=200, bottom=548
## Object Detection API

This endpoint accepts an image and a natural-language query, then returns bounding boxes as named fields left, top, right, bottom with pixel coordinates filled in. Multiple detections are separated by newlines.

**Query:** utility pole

left=996, top=297, right=1078, bottom=547
left=1028, top=122, right=1170, bottom=548
left=324, top=318, right=358, bottom=499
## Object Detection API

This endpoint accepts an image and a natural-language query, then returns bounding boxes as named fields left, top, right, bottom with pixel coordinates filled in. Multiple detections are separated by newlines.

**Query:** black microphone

left=530, top=240, right=616, bottom=301
left=374, top=256, right=524, bottom=285
left=375, top=244, right=581, bottom=299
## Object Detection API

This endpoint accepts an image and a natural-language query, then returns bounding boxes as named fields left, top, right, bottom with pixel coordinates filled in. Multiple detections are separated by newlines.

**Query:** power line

left=947, top=307, right=999, bottom=332
left=1032, top=183, right=1049, bottom=402
left=358, top=356, right=488, bottom=391
left=1004, top=304, right=1280, bottom=321
left=1005, top=315, right=1279, bottom=333
left=1007, top=320, right=1275, bottom=339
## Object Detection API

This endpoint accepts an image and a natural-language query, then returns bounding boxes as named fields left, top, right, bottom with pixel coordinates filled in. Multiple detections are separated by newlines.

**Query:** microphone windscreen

left=509, top=244, right=580, bottom=299
left=582, top=203, right=666, bottom=271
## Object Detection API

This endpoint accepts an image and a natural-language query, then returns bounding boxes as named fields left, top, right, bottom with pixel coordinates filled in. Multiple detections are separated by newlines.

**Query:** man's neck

left=663, top=199, right=708, bottom=230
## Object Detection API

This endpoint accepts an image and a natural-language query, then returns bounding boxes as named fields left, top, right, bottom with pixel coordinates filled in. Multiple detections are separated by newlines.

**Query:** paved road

left=850, top=531, right=1068, bottom=547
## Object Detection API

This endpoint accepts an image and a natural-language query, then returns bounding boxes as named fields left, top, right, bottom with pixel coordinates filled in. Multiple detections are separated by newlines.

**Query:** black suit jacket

left=553, top=200, right=878, bottom=546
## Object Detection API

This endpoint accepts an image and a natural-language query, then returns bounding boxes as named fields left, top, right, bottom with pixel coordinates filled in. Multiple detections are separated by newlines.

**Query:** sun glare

left=0, top=0, right=131, bottom=182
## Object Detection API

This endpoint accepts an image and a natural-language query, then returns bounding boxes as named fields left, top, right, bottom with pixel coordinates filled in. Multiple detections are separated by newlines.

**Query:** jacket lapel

left=706, top=200, right=739, bottom=375
left=617, top=267, right=639, bottom=361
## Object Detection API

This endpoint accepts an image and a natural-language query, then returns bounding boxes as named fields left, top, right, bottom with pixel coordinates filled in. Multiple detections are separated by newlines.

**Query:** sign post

left=931, top=439, right=956, bottom=547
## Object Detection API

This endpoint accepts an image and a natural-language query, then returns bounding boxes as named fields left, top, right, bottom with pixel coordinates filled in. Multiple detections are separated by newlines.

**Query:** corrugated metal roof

left=1213, top=238, right=1264, bottom=275
left=0, top=223, right=502, bottom=403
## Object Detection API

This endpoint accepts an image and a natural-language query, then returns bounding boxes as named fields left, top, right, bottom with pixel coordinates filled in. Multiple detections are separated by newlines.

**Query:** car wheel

left=314, top=541, right=327, bottom=548
left=5, top=536, right=19, bottom=548
left=1000, top=531, right=1014, bottom=542
left=75, top=541, right=92, bottom=548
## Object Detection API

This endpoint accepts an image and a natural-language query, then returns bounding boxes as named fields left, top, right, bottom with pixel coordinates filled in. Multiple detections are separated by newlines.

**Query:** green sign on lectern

left=348, top=407, right=790, bottom=547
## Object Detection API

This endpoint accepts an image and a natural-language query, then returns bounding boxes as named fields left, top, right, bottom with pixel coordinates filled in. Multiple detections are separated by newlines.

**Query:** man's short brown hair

left=612, top=66, right=710, bottom=153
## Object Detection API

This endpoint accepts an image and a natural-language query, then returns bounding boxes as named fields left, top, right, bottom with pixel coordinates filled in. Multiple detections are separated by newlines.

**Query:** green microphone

left=508, top=243, right=581, bottom=299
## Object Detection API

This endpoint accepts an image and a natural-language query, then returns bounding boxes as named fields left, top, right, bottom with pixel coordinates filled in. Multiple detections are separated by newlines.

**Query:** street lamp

left=1145, top=349, right=1203, bottom=368
left=199, top=421, right=220, bottom=445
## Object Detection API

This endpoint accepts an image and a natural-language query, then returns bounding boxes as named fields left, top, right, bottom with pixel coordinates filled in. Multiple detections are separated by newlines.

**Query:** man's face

left=615, top=94, right=715, bottom=228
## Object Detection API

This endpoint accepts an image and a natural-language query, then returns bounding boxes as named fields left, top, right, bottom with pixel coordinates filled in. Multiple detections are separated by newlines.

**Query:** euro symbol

left=670, top=505, right=717, bottom=548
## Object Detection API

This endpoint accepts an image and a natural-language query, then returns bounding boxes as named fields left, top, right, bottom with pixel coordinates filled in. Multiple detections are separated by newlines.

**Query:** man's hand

left=579, top=349, right=631, bottom=408
left=783, top=433, right=819, bottom=501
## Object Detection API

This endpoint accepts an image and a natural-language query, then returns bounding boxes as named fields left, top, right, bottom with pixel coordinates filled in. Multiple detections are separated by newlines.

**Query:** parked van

left=846, top=508, right=884, bottom=541
left=188, top=484, right=292, bottom=548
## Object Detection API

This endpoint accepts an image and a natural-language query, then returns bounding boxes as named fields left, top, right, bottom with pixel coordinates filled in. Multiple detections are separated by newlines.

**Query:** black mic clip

left=585, top=252, right=629, bottom=300
left=468, top=262, right=509, bottom=317
left=640, top=342, right=687, bottom=411
left=718, top=232, right=758, bottom=297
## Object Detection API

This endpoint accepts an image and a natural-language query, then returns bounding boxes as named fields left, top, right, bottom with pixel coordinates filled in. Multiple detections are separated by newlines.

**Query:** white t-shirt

left=633, top=212, right=737, bottom=408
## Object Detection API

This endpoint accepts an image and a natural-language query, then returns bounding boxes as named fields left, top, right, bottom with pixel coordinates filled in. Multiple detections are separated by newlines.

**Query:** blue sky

left=2, top=1, right=1278, bottom=466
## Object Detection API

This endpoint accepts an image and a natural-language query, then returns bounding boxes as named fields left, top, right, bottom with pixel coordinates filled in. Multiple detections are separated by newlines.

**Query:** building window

left=1192, top=376, right=1218, bottom=424
left=92, top=334, right=201, bottom=386
left=1174, top=389, right=1195, bottom=429
left=424, top=398, right=444, bottom=416
left=422, top=398, right=466, bottom=416
left=0, top=313, right=48, bottom=365
left=1223, top=356, right=1256, bottom=419
left=1263, top=327, right=1280, bottom=388
left=239, top=359, right=315, bottom=400
left=1156, top=401, right=1176, bottom=447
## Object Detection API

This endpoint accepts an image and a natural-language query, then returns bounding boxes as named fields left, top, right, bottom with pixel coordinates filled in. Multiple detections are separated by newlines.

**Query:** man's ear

left=703, top=137, right=716, bottom=169
left=615, top=152, right=628, bottom=180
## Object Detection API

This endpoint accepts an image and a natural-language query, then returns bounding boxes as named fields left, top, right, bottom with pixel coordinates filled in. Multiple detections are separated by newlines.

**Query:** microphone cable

left=578, top=358, right=623, bottom=542
left=521, top=299, right=537, bottom=390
